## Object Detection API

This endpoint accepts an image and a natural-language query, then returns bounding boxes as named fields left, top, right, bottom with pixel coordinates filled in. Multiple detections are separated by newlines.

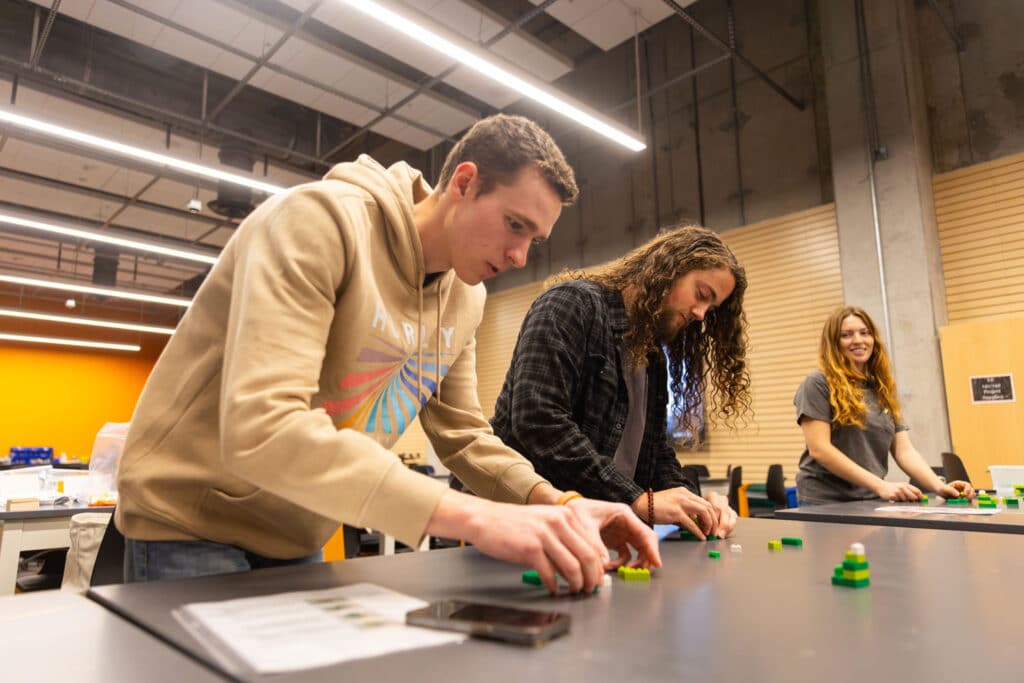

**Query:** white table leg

left=0, top=521, right=25, bottom=596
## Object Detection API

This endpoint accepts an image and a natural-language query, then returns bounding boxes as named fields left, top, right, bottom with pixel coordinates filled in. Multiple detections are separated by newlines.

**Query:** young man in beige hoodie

left=116, top=114, right=659, bottom=594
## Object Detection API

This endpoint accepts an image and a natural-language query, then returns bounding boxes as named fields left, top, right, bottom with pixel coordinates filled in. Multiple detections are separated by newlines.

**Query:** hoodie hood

left=324, top=154, right=431, bottom=291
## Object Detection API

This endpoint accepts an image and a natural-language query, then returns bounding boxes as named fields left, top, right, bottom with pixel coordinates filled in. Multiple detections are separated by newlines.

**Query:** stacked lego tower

left=832, top=542, right=870, bottom=589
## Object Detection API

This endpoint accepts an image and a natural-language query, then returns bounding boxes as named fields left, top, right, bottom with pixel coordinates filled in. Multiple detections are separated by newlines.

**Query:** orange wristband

left=556, top=490, right=583, bottom=506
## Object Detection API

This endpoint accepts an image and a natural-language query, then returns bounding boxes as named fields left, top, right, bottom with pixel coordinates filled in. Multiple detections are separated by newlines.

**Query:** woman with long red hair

left=794, top=305, right=973, bottom=504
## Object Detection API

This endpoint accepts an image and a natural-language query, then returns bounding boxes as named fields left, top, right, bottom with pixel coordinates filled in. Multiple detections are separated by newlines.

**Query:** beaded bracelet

left=646, top=487, right=654, bottom=527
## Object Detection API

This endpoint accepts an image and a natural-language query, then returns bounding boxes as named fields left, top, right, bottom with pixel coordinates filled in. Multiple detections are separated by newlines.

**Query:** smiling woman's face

left=838, top=314, right=874, bottom=371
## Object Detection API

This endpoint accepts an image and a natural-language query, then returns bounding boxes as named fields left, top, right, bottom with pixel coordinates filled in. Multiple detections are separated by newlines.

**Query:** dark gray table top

left=89, top=518, right=1024, bottom=682
left=775, top=498, right=1024, bottom=533
left=1, top=590, right=223, bottom=682
left=0, top=503, right=113, bottom=521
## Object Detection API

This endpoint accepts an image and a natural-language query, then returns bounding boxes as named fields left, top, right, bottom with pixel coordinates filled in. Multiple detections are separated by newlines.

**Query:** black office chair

left=726, top=465, right=743, bottom=513
left=749, top=464, right=788, bottom=518
left=766, top=464, right=788, bottom=509
left=941, top=452, right=972, bottom=485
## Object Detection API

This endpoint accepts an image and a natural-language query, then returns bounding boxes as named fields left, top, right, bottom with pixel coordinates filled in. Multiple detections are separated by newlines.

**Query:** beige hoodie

left=116, top=156, right=545, bottom=558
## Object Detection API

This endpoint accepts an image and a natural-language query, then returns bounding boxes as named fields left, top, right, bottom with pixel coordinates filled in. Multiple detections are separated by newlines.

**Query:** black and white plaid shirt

left=491, top=280, right=697, bottom=505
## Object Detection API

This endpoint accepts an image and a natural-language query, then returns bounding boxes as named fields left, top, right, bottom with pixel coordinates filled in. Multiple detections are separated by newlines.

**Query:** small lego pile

left=944, top=492, right=969, bottom=506
left=976, top=492, right=997, bottom=509
left=831, top=542, right=870, bottom=589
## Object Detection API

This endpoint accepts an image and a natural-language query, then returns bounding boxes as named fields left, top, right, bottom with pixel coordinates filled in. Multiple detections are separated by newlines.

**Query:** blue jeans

left=124, top=538, right=323, bottom=583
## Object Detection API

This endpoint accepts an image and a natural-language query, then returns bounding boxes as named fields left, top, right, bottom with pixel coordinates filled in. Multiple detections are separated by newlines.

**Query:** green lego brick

left=978, top=500, right=997, bottom=508
left=843, top=568, right=871, bottom=581
left=707, top=535, right=719, bottom=541
left=842, top=560, right=870, bottom=571
left=945, top=497, right=970, bottom=505
left=832, top=576, right=871, bottom=588
left=781, top=537, right=803, bottom=547
left=521, top=570, right=542, bottom=586
left=833, top=565, right=843, bottom=578
left=708, top=551, right=721, bottom=559
left=1013, top=484, right=1024, bottom=495
left=919, top=495, right=928, bottom=503
left=1003, top=497, right=1020, bottom=507
left=678, top=529, right=701, bottom=541
left=768, top=540, right=782, bottom=550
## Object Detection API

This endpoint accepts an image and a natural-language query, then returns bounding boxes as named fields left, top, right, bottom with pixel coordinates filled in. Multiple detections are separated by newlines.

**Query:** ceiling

left=0, top=0, right=695, bottom=331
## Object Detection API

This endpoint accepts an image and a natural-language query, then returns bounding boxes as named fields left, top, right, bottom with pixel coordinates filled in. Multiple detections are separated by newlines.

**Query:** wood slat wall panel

left=935, top=150, right=1024, bottom=325
left=686, top=204, right=843, bottom=483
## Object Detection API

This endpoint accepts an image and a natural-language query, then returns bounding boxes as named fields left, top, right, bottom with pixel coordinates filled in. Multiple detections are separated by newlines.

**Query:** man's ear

left=448, top=161, right=478, bottom=201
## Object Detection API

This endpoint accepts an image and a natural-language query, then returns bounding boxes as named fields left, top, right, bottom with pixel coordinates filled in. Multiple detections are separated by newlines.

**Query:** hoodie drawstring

left=416, top=284, right=424, bottom=407
left=436, top=284, right=442, bottom=404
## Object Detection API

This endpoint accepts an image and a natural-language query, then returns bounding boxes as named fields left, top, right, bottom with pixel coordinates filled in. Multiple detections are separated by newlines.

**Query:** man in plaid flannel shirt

left=492, top=226, right=752, bottom=540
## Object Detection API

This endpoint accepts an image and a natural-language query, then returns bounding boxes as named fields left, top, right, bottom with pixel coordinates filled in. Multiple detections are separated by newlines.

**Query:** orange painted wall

left=0, top=344, right=157, bottom=461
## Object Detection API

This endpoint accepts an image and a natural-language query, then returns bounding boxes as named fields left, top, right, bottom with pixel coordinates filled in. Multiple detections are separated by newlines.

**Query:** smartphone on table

left=406, top=600, right=570, bottom=646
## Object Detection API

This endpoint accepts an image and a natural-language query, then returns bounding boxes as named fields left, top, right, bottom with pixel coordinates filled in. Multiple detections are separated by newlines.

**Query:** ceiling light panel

left=528, top=0, right=686, bottom=52
left=0, top=333, right=142, bottom=352
left=283, top=0, right=571, bottom=111
left=0, top=307, right=176, bottom=335
left=0, top=250, right=199, bottom=294
left=328, top=0, right=645, bottom=151
left=0, top=213, right=220, bottom=265
left=3, top=84, right=306, bottom=189
left=427, top=0, right=573, bottom=81
left=260, top=26, right=479, bottom=141
left=0, top=274, right=193, bottom=308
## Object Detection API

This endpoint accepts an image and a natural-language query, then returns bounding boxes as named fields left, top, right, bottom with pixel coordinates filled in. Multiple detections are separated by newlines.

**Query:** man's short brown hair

left=436, top=114, right=578, bottom=205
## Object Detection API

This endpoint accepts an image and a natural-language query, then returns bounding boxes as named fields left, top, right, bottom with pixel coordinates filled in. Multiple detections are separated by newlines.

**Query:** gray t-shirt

left=612, top=363, right=648, bottom=480
left=794, top=370, right=908, bottom=504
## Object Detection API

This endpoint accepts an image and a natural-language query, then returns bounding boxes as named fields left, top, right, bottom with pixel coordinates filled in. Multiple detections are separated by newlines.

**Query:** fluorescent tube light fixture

left=0, top=306, right=176, bottom=335
left=0, top=108, right=286, bottom=195
left=0, top=333, right=140, bottom=352
left=0, top=213, right=219, bottom=266
left=339, top=0, right=647, bottom=152
left=0, top=274, right=192, bottom=308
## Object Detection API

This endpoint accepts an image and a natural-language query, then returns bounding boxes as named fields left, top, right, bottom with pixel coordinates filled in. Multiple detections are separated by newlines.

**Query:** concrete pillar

left=820, top=0, right=951, bottom=463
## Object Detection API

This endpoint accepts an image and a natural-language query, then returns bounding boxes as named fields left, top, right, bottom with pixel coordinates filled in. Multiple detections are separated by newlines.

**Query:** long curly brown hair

left=546, top=225, right=751, bottom=433
left=818, top=305, right=902, bottom=428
